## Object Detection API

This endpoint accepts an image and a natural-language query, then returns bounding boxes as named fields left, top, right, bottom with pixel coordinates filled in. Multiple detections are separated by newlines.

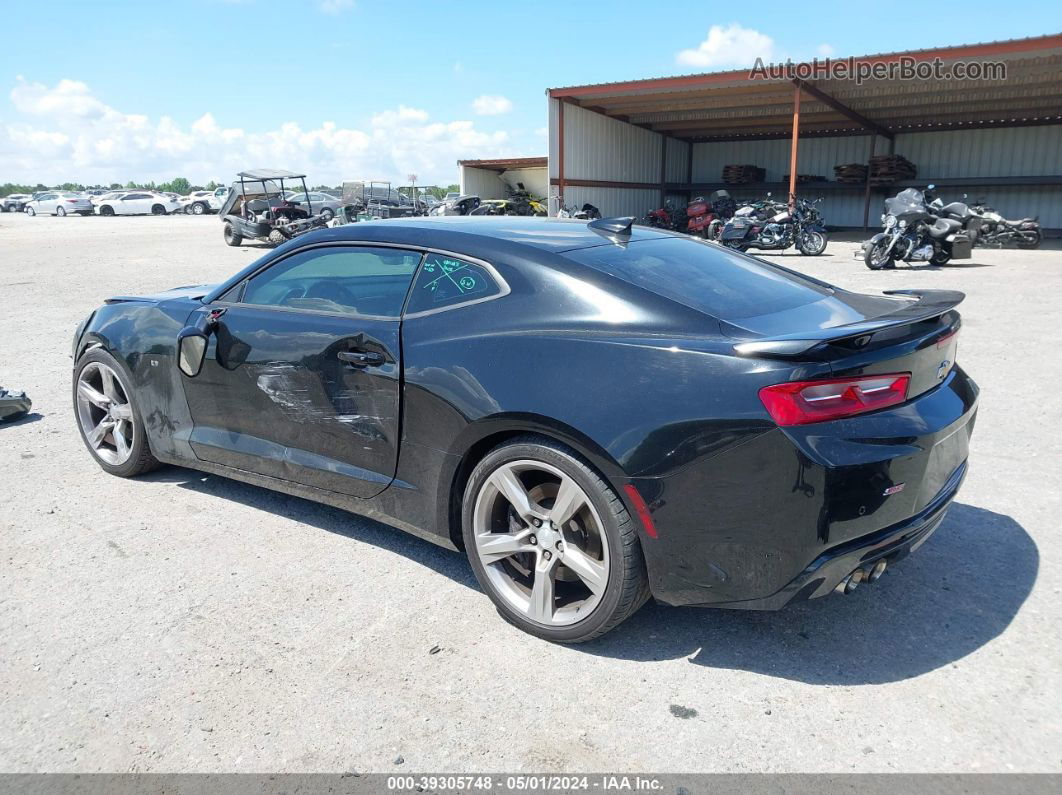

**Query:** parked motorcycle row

left=644, top=190, right=830, bottom=256
left=861, top=185, right=1042, bottom=270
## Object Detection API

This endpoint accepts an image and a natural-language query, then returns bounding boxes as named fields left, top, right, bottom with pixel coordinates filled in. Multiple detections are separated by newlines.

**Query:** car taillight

left=759, top=373, right=911, bottom=426
left=66, top=199, right=78, bottom=203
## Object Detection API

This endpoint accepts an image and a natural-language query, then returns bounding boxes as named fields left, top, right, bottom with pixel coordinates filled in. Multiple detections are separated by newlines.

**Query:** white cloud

left=817, top=43, right=836, bottom=58
left=1, top=77, right=516, bottom=186
left=472, top=95, right=513, bottom=116
left=676, top=24, right=774, bottom=68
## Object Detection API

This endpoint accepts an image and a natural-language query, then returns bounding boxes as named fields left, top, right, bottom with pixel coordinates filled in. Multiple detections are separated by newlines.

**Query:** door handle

left=337, top=350, right=385, bottom=367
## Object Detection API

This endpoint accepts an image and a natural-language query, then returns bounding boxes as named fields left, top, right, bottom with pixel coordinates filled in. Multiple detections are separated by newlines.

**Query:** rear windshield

left=565, top=237, right=832, bottom=320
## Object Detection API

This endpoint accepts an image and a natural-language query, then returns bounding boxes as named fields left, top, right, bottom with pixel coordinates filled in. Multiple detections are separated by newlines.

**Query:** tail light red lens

left=759, top=373, right=911, bottom=426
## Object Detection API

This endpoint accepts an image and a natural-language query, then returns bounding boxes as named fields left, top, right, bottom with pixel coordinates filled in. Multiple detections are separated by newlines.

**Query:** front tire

left=151, top=204, right=166, bottom=216
left=462, top=436, right=649, bottom=643
left=223, top=222, right=242, bottom=246
left=56, top=206, right=66, bottom=217
left=25, top=206, right=35, bottom=216
left=191, top=202, right=206, bottom=215
left=320, top=208, right=334, bottom=222
left=864, top=239, right=895, bottom=270
left=73, top=348, right=160, bottom=478
left=798, top=229, right=827, bottom=255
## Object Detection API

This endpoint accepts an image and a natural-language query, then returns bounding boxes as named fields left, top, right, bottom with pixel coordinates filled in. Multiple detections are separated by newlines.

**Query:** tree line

left=1, top=179, right=461, bottom=198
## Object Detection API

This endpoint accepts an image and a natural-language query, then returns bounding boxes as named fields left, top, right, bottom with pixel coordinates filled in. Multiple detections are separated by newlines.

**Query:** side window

left=241, top=245, right=421, bottom=318
left=406, top=253, right=502, bottom=314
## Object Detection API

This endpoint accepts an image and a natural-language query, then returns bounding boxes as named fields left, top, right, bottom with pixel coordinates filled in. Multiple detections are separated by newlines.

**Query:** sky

left=1, top=0, right=1059, bottom=187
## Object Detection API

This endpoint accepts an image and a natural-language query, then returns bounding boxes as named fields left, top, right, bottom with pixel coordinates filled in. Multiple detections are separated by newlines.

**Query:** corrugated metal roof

left=548, top=33, right=1062, bottom=96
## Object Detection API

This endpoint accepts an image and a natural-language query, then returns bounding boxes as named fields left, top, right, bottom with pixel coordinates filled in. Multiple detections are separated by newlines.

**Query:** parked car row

left=2, top=188, right=233, bottom=217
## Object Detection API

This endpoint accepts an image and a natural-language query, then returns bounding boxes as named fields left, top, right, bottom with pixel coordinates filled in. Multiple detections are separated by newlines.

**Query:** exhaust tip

left=868, top=560, right=887, bottom=582
left=845, top=569, right=865, bottom=593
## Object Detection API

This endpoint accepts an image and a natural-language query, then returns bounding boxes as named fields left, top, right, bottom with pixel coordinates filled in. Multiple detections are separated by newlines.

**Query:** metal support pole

left=659, top=136, right=667, bottom=207
left=862, top=134, right=877, bottom=232
left=557, top=100, right=566, bottom=215
left=788, top=84, right=800, bottom=211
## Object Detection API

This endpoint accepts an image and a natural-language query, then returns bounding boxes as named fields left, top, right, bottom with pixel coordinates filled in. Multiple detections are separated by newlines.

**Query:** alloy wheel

left=472, top=460, right=609, bottom=627
left=75, top=362, right=136, bottom=465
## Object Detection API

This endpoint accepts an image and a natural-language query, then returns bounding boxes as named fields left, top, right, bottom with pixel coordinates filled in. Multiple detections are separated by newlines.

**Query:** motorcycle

left=557, top=203, right=601, bottom=220
left=928, top=192, right=983, bottom=247
left=686, top=189, right=736, bottom=240
left=644, top=200, right=686, bottom=231
left=861, top=185, right=972, bottom=270
left=429, top=195, right=482, bottom=216
left=969, top=197, right=1041, bottom=248
left=718, top=194, right=828, bottom=255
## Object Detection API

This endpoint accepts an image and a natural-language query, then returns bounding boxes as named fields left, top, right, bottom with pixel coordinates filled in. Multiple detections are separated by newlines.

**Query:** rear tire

left=223, top=222, right=242, bottom=246
left=864, top=239, right=895, bottom=270
left=268, top=229, right=287, bottom=246
left=151, top=204, right=166, bottom=216
left=320, top=208, right=334, bottom=222
left=100, top=205, right=114, bottom=217
left=462, top=435, right=650, bottom=643
left=1017, top=229, right=1042, bottom=249
left=930, top=249, right=952, bottom=266
left=722, top=239, right=747, bottom=252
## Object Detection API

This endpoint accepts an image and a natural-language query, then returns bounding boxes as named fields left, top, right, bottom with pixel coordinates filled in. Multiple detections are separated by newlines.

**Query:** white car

left=179, top=191, right=217, bottom=215
left=95, top=191, right=180, bottom=216
left=91, top=190, right=128, bottom=206
left=2, top=193, right=33, bottom=212
left=208, top=186, right=229, bottom=210
left=24, top=192, right=93, bottom=216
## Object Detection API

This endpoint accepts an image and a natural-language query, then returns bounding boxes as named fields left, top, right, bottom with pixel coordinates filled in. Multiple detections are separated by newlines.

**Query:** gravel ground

left=0, top=211, right=1059, bottom=773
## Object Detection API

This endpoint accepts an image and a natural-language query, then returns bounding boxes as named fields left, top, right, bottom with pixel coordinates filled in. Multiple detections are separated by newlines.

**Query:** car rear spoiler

left=733, top=289, right=964, bottom=358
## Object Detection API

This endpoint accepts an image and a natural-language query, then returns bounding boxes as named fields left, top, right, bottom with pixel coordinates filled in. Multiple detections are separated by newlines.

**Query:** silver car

left=283, top=190, right=342, bottom=221
left=24, top=191, right=93, bottom=216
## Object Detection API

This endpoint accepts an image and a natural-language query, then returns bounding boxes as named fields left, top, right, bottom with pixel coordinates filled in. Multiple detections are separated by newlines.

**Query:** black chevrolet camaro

left=72, top=217, right=978, bottom=642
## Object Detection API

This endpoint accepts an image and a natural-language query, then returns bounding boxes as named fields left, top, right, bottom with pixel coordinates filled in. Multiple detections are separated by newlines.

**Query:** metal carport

left=547, top=33, right=1062, bottom=230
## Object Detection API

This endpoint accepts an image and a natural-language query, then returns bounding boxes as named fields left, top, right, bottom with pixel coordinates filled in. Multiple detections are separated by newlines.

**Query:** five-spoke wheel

left=73, top=349, right=159, bottom=477
left=463, top=437, right=649, bottom=643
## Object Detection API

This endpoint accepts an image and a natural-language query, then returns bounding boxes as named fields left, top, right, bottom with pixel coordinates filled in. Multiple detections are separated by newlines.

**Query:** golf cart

left=219, top=169, right=327, bottom=247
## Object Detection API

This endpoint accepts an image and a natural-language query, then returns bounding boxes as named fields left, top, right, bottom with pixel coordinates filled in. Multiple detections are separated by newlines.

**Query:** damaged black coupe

left=72, top=217, right=978, bottom=642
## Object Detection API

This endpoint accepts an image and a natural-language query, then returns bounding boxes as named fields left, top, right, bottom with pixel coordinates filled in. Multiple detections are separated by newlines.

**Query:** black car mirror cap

left=177, top=328, right=209, bottom=377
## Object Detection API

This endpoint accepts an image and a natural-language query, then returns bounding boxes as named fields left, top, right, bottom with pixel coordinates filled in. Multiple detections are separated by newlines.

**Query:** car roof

left=312, top=216, right=675, bottom=253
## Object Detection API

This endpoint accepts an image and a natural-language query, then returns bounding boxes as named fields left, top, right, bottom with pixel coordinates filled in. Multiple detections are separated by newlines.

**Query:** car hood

left=105, top=284, right=217, bottom=305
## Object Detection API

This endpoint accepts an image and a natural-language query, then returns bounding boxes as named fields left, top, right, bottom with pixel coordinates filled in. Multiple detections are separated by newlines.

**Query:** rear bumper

left=703, top=460, right=965, bottom=610
left=635, top=366, right=978, bottom=608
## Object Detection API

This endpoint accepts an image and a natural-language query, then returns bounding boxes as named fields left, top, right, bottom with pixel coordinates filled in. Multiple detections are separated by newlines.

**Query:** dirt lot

left=1, top=210, right=1059, bottom=773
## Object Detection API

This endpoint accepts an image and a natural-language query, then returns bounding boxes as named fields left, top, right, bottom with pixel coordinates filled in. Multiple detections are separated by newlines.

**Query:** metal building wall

left=691, top=125, right=1062, bottom=227
left=548, top=99, right=691, bottom=217
left=460, top=166, right=507, bottom=200
left=551, top=95, right=1061, bottom=227
left=691, top=134, right=876, bottom=227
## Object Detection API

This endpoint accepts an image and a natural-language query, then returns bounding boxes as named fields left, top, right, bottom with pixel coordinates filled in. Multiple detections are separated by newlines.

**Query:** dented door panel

left=181, top=305, right=401, bottom=498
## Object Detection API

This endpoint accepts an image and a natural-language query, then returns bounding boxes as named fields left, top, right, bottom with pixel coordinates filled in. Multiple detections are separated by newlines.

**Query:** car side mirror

left=176, top=307, right=225, bottom=377
left=177, top=328, right=208, bottom=377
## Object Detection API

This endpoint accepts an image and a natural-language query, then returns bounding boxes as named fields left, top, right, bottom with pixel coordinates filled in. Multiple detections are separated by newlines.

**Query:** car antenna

left=588, top=216, right=634, bottom=244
